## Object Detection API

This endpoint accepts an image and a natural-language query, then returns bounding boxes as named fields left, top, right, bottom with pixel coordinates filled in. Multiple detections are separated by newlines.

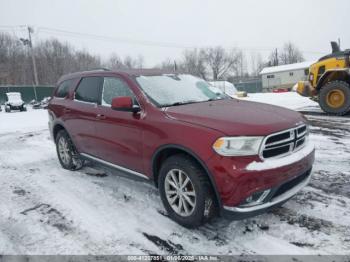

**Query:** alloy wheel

left=58, top=136, right=71, bottom=166
left=164, top=169, right=196, bottom=217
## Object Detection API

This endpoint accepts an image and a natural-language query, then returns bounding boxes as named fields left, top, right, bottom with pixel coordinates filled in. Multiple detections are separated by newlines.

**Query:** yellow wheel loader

left=297, top=42, right=350, bottom=115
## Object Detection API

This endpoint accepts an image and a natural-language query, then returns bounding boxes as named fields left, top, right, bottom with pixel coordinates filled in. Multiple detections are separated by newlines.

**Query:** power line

left=1, top=25, right=327, bottom=55
left=38, top=26, right=197, bottom=49
left=37, top=26, right=327, bottom=55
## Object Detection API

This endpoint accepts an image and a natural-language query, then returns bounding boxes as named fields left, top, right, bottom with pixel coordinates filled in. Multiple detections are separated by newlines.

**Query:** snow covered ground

left=0, top=94, right=349, bottom=256
left=238, top=92, right=320, bottom=112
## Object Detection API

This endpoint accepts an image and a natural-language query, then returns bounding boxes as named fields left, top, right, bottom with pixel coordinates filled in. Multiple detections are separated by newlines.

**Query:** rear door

left=64, top=76, right=103, bottom=155
left=93, top=76, right=144, bottom=173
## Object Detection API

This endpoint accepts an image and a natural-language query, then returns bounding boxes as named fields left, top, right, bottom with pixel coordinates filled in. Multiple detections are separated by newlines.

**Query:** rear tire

left=5, top=106, right=10, bottom=113
left=55, top=129, right=84, bottom=170
left=158, top=154, right=217, bottom=228
left=319, top=81, right=350, bottom=115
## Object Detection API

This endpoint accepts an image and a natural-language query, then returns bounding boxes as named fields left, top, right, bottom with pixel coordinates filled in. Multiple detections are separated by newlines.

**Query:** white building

left=260, top=61, right=315, bottom=92
left=209, top=81, right=237, bottom=97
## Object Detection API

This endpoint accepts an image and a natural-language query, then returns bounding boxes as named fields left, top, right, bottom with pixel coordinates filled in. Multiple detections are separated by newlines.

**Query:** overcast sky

left=0, top=0, right=349, bottom=68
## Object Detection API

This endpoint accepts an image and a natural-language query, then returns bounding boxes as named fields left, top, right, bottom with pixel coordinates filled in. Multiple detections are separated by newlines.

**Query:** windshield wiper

left=206, top=95, right=231, bottom=102
left=161, top=100, right=199, bottom=107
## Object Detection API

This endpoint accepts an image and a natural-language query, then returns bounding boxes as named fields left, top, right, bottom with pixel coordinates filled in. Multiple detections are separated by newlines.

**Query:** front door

left=93, top=76, right=144, bottom=174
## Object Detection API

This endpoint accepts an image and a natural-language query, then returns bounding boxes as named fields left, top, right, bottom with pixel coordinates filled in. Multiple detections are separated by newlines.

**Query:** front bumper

left=222, top=169, right=312, bottom=219
left=207, top=143, right=315, bottom=219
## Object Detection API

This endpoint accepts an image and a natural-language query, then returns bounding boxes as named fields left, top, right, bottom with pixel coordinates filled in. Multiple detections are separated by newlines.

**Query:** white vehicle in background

left=209, top=81, right=237, bottom=97
left=5, top=92, right=27, bottom=113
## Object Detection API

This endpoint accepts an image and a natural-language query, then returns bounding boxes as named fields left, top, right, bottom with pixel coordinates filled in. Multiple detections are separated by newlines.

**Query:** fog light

left=239, top=189, right=271, bottom=207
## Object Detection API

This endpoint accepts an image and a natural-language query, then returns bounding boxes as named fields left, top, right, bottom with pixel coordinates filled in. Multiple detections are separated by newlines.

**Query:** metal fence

left=233, top=79, right=262, bottom=93
left=0, top=86, right=54, bottom=103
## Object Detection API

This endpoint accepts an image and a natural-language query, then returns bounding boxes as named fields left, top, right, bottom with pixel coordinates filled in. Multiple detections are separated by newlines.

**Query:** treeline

left=0, top=32, right=304, bottom=85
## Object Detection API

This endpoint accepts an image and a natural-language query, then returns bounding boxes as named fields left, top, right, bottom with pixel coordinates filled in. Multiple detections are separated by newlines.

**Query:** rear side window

left=56, top=79, right=74, bottom=98
left=75, top=77, right=103, bottom=103
left=101, top=77, right=135, bottom=105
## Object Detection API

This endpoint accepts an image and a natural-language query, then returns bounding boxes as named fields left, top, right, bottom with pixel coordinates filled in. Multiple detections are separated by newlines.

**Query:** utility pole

left=338, top=38, right=341, bottom=50
left=274, top=48, right=279, bottom=66
left=20, top=26, right=38, bottom=101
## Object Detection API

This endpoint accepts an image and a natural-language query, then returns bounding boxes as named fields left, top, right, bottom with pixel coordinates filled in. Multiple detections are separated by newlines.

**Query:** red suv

left=48, top=69, right=315, bottom=227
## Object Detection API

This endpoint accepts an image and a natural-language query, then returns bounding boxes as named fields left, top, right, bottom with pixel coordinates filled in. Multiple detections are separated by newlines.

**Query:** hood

left=163, top=99, right=306, bottom=136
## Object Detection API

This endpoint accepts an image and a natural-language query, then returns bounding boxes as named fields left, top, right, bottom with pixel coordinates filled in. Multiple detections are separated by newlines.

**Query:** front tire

left=55, top=130, right=84, bottom=170
left=158, top=154, right=217, bottom=227
left=319, top=81, right=350, bottom=115
left=5, top=106, right=10, bottom=113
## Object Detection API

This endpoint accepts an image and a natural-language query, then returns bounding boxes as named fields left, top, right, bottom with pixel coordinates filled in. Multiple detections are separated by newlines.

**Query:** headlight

left=213, top=136, right=264, bottom=156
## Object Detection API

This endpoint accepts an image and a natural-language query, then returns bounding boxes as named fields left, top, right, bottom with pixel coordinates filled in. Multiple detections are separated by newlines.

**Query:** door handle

left=63, top=108, right=71, bottom=113
left=96, top=114, right=106, bottom=120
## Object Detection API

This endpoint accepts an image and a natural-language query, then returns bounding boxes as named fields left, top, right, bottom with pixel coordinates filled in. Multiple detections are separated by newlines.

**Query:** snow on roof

left=260, top=61, right=315, bottom=75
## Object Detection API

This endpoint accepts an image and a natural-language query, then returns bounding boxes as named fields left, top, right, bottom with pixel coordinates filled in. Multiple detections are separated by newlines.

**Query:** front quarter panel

left=142, top=110, right=224, bottom=178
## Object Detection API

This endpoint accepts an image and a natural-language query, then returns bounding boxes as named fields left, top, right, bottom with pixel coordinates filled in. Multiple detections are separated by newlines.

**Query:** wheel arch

left=151, top=144, right=222, bottom=208
left=316, top=69, right=350, bottom=91
left=53, top=123, right=66, bottom=141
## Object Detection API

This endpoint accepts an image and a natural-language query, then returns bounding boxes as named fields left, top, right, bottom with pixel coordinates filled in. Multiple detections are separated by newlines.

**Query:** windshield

left=135, top=74, right=230, bottom=107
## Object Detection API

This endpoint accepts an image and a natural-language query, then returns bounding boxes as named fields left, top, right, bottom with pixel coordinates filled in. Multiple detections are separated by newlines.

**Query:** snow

left=0, top=93, right=349, bottom=255
left=246, top=142, right=315, bottom=171
left=0, top=107, right=48, bottom=134
left=209, top=81, right=237, bottom=97
left=237, top=92, right=320, bottom=111
left=260, top=61, right=315, bottom=75
left=5, top=93, right=25, bottom=107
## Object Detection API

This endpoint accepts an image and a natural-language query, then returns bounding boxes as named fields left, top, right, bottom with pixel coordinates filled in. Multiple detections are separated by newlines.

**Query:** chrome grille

left=261, top=125, right=308, bottom=159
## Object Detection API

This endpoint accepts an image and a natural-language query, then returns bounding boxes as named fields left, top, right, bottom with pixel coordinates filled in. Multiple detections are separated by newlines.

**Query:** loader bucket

left=297, top=81, right=315, bottom=97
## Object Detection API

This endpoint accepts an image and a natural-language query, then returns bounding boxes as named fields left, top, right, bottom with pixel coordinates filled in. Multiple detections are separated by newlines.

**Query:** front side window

left=75, top=77, right=103, bottom=103
left=101, top=77, right=135, bottom=106
left=135, top=74, right=229, bottom=107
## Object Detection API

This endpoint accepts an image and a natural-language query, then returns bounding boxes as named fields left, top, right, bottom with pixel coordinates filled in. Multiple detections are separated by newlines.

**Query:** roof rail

left=87, top=68, right=111, bottom=71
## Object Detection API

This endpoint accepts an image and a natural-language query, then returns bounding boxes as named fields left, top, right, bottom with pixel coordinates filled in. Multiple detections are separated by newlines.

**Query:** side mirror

left=111, top=96, right=140, bottom=113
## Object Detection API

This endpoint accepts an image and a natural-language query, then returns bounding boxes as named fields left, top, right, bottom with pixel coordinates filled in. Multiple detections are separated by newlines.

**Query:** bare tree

left=235, top=50, right=248, bottom=78
left=0, top=33, right=28, bottom=85
left=35, top=39, right=100, bottom=84
left=123, top=55, right=144, bottom=69
left=156, top=58, right=176, bottom=71
left=180, top=49, right=207, bottom=79
left=107, top=53, right=124, bottom=70
left=0, top=32, right=100, bottom=85
left=203, top=46, right=238, bottom=80
left=250, top=52, right=265, bottom=76
left=279, top=42, right=304, bottom=65
left=268, top=48, right=279, bottom=66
